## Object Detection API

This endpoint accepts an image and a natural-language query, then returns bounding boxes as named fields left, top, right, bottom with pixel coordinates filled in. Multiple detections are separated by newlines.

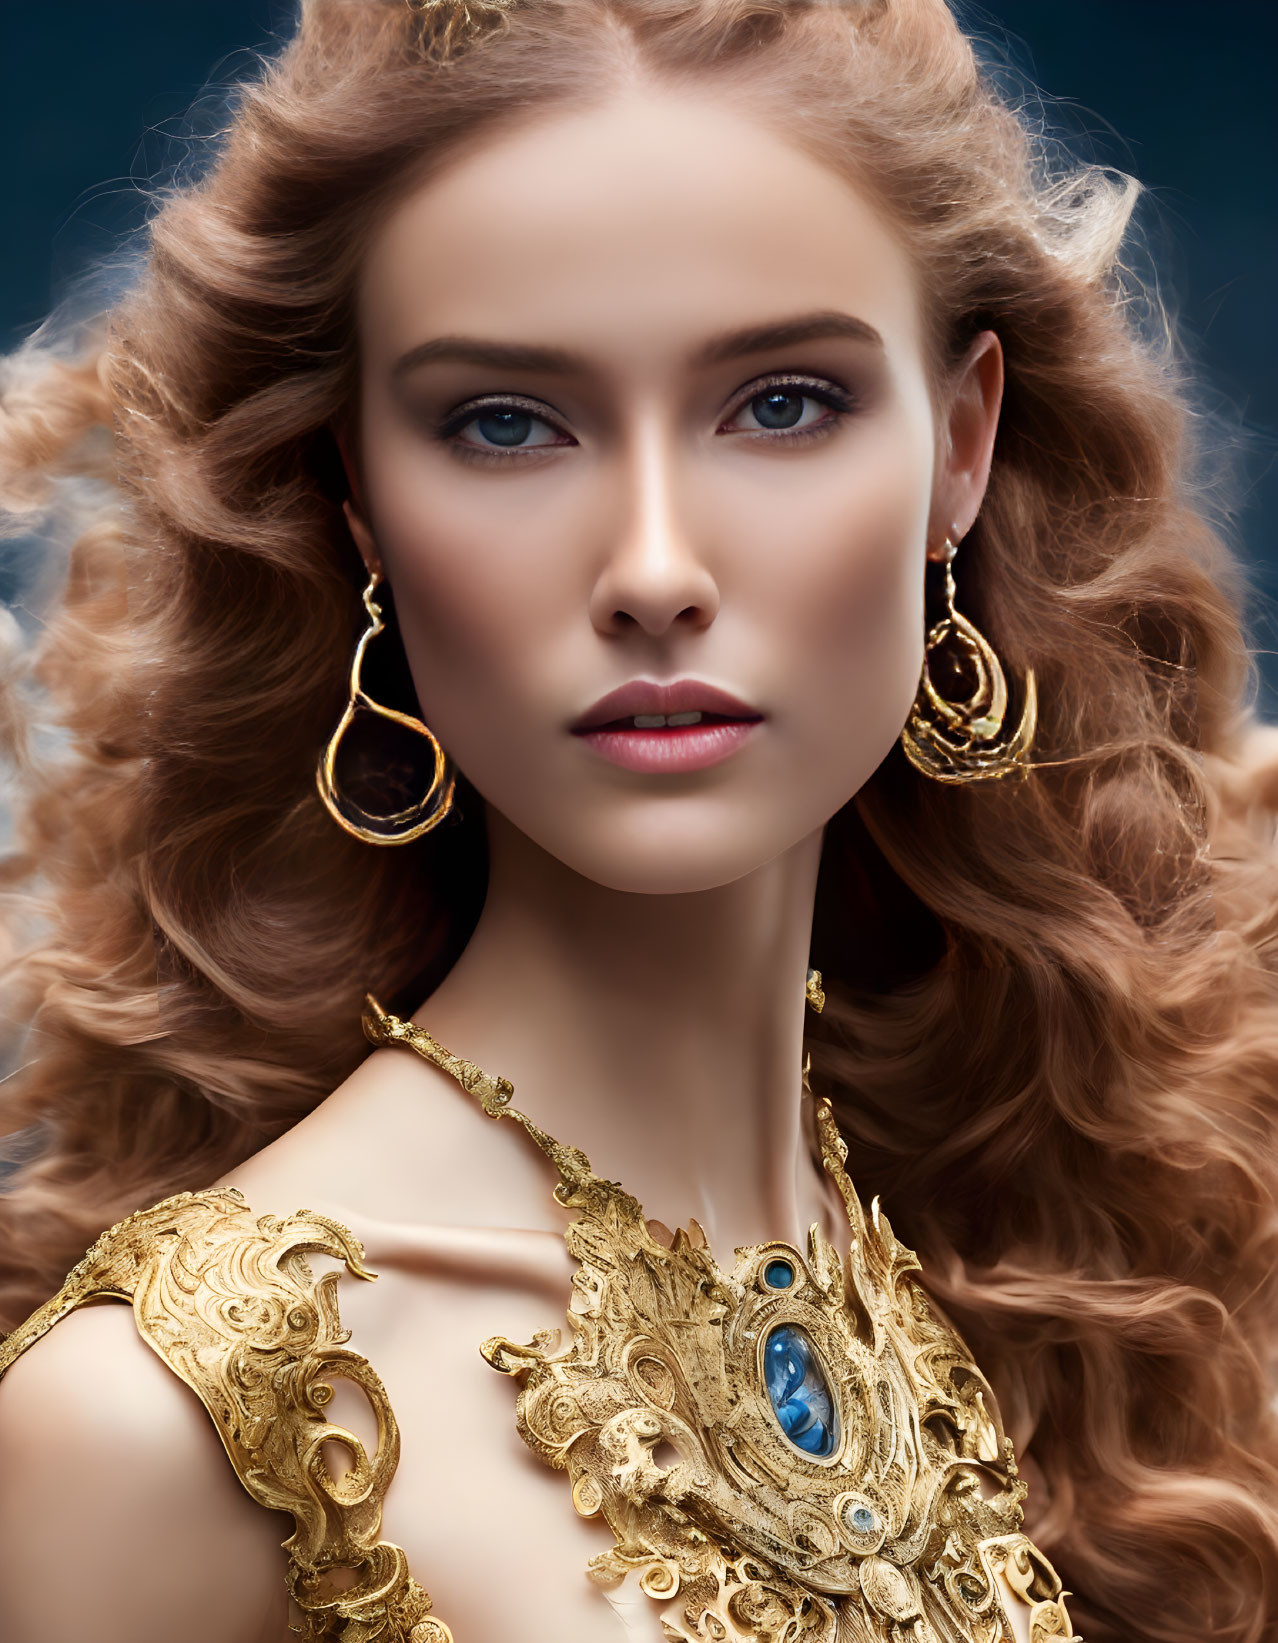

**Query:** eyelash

left=433, top=373, right=860, bottom=466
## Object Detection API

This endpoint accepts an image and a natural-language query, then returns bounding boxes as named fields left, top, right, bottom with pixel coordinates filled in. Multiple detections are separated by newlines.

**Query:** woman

left=1, top=0, right=1276, bottom=1638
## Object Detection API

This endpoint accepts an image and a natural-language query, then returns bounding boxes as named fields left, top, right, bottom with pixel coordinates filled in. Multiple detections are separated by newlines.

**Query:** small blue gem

left=851, top=1507, right=875, bottom=1534
left=764, top=1259, right=795, bottom=1290
left=763, top=1324, right=837, bottom=1458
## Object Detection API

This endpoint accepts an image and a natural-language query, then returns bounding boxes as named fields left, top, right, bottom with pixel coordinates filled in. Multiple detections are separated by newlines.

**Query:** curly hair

left=2, top=2, right=1278, bottom=1637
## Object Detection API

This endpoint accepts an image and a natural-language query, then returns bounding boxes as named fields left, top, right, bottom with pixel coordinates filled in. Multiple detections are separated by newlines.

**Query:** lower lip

left=574, top=720, right=761, bottom=773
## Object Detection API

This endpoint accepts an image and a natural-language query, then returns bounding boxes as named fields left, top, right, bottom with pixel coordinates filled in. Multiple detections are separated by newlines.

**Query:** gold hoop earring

left=900, top=538, right=1036, bottom=784
left=316, top=569, right=457, bottom=845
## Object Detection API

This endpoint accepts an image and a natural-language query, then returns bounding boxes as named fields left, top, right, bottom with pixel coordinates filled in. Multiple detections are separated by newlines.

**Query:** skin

left=0, top=85, right=1007, bottom=1643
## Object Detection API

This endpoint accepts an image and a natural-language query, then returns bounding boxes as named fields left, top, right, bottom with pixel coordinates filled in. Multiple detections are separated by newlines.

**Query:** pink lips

left=570, top=678, right=763, bottom=774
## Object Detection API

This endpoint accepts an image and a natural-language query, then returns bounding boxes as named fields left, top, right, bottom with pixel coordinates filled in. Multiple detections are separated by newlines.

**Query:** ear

left=343, top=498, right=382, bottom=580
left=927, top=330, right=1003, bottom=560
left=334, top=425, right=383, bottom=579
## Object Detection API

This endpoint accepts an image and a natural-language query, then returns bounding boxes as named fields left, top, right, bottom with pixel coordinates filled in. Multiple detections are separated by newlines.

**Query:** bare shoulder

left=0, top=1301, right=290, bottom=1643
left=219, top=1035, right=538, bottom=1230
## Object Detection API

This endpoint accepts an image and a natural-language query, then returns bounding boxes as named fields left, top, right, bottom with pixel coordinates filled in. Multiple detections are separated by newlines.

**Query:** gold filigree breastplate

left=0, top=997, right=1081, bottom=1643
left=359, top=995, right=1080, bottom=1643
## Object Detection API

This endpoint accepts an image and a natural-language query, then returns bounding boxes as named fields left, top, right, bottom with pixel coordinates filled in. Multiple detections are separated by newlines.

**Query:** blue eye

left=472, top=409, right=535, bottom=446
left=751, top=392, right=809, bottom=430
left=727, top=378, right=854, bottom=439
left=448, top=403, right=566, bottom=454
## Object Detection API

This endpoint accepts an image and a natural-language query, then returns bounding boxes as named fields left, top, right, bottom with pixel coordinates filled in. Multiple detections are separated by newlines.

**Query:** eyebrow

left=390, top=309, right=885, bottom=381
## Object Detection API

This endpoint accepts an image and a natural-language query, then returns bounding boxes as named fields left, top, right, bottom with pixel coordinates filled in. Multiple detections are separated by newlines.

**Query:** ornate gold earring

left=900, top=537, right=1037, bottom=784
left=316, top=569, right=456, bottom=845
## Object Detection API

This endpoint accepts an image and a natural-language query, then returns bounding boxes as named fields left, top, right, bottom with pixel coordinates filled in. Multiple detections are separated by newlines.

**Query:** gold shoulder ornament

left=0, top=1188, right=450, bottom=1643
left=362, top=995, right=1080, bottom=1643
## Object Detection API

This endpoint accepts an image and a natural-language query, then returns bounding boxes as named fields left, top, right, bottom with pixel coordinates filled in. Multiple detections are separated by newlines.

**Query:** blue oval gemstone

left=764, top=1258, right=794, bottom=1289
left=763, top=1324, right=837, bottom=1457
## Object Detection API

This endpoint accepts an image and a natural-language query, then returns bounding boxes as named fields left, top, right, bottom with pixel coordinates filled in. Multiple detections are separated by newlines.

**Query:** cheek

left=807, top=508, right=923, bottom=666
left=736, top=422, right=932, bottom=769
left=360, top=436, right=569, bottom=736
left=382, top=539, right=561, bottom=793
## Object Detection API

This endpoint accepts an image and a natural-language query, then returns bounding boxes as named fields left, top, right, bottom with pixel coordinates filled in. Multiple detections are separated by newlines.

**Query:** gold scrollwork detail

left=465, top=1083, right=1078, bottom=1641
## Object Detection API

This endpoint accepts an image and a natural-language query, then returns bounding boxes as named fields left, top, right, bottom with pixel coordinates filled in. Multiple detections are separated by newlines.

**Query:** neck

left=412, top=809, right=841, bottom=1261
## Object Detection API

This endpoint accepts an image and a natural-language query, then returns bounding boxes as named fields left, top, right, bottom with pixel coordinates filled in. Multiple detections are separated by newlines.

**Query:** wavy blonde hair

left=3, top=0, right=1278, bottom=1636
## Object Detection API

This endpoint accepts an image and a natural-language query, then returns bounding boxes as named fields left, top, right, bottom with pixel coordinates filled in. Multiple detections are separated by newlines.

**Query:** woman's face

left=351, top=87, right=1000, bottom=894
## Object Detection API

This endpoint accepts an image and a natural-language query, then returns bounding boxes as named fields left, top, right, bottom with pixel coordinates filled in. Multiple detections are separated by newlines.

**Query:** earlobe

left=925, top=526, right=961, bottom=564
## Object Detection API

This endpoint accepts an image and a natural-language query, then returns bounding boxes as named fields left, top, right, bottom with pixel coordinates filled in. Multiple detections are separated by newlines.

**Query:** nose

left=587, top=417, right=721, bottom=640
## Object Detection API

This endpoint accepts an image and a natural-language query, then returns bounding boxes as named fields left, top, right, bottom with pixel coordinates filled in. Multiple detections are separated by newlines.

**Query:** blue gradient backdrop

left=3, top=4, right=1275, bottom=696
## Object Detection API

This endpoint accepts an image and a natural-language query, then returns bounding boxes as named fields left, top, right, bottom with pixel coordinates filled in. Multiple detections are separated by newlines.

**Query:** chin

left=543, top=825, right=810, bottom=897
left=576, top=859, right=766, bottom=897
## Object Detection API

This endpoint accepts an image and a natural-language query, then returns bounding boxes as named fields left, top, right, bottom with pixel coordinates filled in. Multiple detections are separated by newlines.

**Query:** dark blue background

left=4, top=3, right=1275, bottom=697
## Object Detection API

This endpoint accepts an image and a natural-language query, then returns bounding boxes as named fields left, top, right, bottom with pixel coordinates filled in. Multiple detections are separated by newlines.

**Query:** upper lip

left=571, top=678, right=764, bottom=733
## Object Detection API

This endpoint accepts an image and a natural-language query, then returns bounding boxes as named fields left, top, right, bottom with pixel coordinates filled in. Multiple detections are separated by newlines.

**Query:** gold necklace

left=362, top=985, right=1079, bottom=1643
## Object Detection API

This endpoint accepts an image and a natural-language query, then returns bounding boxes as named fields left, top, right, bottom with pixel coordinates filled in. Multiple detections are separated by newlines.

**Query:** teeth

left=631, top=711, right=704, bottom=728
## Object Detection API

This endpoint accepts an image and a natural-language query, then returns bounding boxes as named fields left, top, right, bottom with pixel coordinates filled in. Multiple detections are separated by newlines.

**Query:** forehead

left=357, top=87, right=924, bottom=375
